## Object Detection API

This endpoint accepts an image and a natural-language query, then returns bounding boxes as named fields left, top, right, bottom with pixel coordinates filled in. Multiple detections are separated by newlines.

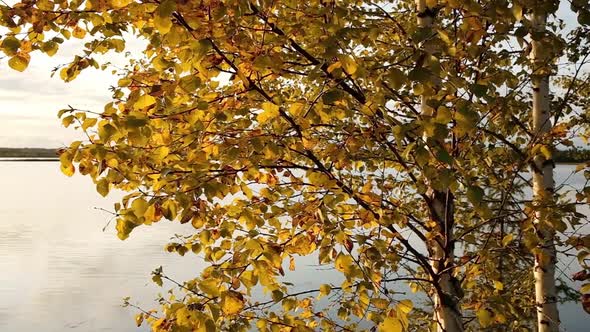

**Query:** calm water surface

left=0, top=162, right=588, bottom=331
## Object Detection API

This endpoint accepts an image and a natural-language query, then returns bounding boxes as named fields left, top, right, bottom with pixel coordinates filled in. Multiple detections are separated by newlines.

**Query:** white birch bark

left=416, top=1, right=463, bottom=331
left=530, top=11, right=560, bottom=332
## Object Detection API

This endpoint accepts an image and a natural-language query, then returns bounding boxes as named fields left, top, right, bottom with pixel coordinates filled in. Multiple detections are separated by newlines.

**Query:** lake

left=0, top=161, right=588, bottom=331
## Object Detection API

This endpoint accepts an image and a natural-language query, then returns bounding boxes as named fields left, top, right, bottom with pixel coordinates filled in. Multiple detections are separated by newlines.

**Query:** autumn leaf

left=257, top=102, right=280, bottom=123
left=8, top=54, right=29, bottom=72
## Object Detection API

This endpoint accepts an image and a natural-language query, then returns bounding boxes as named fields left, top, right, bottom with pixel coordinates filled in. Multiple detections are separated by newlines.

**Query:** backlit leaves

left=378, top=317, right=402, bottom=332
left=2, top=0, right=589, bottom=331
left=134, top=95, right=157, bottom=110
left=257, top=102, right=280, bottom=124
left=221, top=291, right=245, bottom=316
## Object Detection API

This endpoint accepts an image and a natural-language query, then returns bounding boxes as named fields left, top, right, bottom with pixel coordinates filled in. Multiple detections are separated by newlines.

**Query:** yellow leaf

left=8, top=54, right=29, bottom=72
left=131, top=198, right=149, bottom=218
left=257, top=102, right=280, bottom=124
left=437, top=29, right=451, bottom=44
left=199, top=279, right=220, bottom=297
left=61, top=29, right=71, bottom=40
left=378, top=317, right=402, bottom=332
left=154, top=146, right=169, bottom=161
left=327, top=61, right=342, bottom=73
left=426, top=0, right=437, bottom=8
left=398, top=299, right=413, bottom=313
left=512, top=4, right=523, bottom=21
left=502, top=234, right=514, bottom=247
left=494, top=280, right=504, bottom=291
left=240, top=182, right=253, bottom=199
left=106, top=158, right=118, bottom=167
left=540, top=145, right=552, bottom=160
left=339, top=55, right=358, bottom=75
left=59, top=152, right=75, bottom=176
left=134, top=94, right=156, bottom=110
left=60, top=162, right=75, bottom=177
left=289, top=256, right=295, bottom=271
left=335, top=253, right=353, bottom=274
left=110, top=0, right=132, bottom=8
left=72, top=26, right=86, bottom=39
left=289, top=102, right=306, bottom=117
left=476, top=308, right=493, bottom=328
left=154, top=15, right=172, bottom=35
left=221, top=291, right=244, bottom=315
left=82, top=118, right=97, bottom=130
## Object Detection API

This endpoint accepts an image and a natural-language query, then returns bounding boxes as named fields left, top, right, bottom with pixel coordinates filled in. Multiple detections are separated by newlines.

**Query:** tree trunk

left=530, top=12, right=560, bottom=332
left=428, top=193, right=463, bottom=332
left=416, top=1, right=463, bottom=331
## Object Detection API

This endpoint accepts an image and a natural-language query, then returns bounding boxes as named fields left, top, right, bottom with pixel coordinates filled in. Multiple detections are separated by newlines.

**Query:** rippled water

left=0, top=161, right=200, bottom=331
left=0, top=161, right=588, bottom=331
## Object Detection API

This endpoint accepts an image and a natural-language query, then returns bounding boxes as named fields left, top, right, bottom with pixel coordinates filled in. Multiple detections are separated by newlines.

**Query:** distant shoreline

left=0, top=147, right=588, bottom=165
left=0, top=158, right=59, bottom=162
left=0, top=147, right=57, bottom=158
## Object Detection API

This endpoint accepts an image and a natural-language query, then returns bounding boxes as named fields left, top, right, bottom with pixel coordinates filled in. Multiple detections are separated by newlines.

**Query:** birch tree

left=1, top=1, right=589, bottom=331
left=529, top=4, right=560, bottom=330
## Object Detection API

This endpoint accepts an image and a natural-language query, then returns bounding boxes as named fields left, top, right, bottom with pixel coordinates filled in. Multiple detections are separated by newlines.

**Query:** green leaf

left=467, top=186, right=484, bottom=206
left=436, top=149, right=453, bottom=165
left=157, top=0, right=177, bottom=17
left=98, top=123, right=117, bottom=142
left=96, top=179, right=110, bottom=197
left=578, top=10, right=590, bottom=25
left=271, top=290, right=283, bottom=302
left=41, top=41, right=59, bottom=56
left=471, top=84, right=488, bottom=98
left=1, top=37, right=21, bottom=55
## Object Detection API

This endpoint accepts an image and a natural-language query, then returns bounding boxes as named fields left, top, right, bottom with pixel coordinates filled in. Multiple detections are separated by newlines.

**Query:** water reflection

left=0, top=162, right=588, bottom=331
left=0, top=161, right=199, bottom=331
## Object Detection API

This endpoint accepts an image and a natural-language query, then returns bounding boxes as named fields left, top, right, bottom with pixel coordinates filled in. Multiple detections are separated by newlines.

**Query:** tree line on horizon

left=2, top=147, right=590, bottom=164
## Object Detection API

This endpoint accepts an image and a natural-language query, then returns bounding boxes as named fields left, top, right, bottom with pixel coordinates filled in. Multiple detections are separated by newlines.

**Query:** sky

left=0, top=3, right=583, bottom=148
left=0, top=39, right=114, bottom=148
left=0, top=33, right=147, bottom=148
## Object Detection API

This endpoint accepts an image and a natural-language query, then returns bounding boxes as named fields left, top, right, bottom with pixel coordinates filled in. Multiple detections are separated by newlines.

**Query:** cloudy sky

left=0, top=34, right=148, bottom=148
left=0, top=40, right=113, bottom=148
